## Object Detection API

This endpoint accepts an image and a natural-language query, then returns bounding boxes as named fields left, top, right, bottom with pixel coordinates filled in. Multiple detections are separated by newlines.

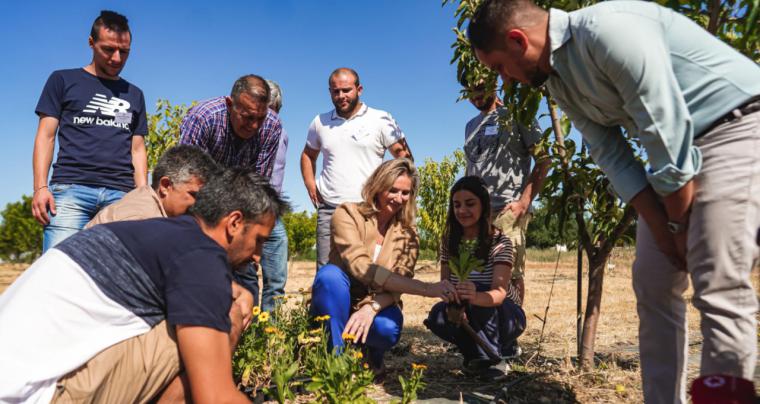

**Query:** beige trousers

left=51, top=321, right=181, bottom=404
left=492, top=209, right=531, bottom=279
left=633, top=110, right=760, bottom=404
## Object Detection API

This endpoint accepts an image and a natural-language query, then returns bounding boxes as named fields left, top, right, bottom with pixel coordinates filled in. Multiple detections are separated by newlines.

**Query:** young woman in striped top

left=425, top=176, right=526, bottom=376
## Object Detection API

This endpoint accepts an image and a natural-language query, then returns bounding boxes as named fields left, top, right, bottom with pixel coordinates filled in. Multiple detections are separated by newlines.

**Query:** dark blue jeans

left=310, top=264, right=403, bottom=367
left=426, top=298, right=525, bottom=363
left=233, top=219, right=288, bottom=311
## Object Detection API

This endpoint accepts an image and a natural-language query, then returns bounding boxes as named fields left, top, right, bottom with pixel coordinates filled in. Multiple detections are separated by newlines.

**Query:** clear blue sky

left=0, top=1, right=552, bottom=213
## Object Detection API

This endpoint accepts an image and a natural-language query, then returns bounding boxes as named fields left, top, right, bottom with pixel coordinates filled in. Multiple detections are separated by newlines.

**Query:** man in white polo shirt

left=301, top=67, right=412, bottom=269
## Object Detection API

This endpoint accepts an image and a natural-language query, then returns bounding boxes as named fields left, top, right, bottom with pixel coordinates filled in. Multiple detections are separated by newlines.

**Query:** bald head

left=328, top=67, right=360, bottom=87
left=468, top=0, right=546, bottom=52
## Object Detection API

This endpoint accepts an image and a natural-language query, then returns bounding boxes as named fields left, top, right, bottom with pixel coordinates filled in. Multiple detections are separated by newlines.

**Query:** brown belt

left=701, top=94, right=760, bottom=136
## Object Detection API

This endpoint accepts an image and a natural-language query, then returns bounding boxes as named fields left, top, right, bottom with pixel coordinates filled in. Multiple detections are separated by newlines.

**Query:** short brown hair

left=90, top=10, right=130, bottom=42
left=467, top=0, right=544, bottom=52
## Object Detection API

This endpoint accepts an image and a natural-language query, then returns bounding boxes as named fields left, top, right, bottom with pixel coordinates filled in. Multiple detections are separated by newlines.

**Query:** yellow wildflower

left=251, top=306, right=261, bottom=317
left=342, top=332, right=357, bottom=342
left=363, top=363, right=369, bottom=369
left=353, top=351, right=363, bottom=359
left=411, top=363, right=428, bottom=371
left=314, top=315, right=331, bottom=322
left=309, top=328, right=322, bottom=335
left=258, top=311, right=270, bottom=323
left=264, top=326, right=277, bottom=334
left=297, top=331, right=320, bottom=344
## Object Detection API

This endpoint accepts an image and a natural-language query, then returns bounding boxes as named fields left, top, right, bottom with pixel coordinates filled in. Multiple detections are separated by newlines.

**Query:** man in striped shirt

left=180, top=75, right=284, bottom=307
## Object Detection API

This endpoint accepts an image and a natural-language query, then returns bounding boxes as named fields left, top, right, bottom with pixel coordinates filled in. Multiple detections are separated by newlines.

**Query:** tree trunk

left=579, top=252, right=608, bottom=369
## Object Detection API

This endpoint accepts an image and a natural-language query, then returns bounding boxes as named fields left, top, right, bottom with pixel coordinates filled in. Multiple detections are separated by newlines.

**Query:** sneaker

left=501, top=341, right=522, bottom=360
left=462, top=358, right=509, bottom=382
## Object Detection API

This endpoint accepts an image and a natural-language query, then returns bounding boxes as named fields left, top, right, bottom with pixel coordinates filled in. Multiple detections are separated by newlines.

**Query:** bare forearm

left=662, top=180, right=695, bottom=223
left=629, top=185, right=669, bottom=234
left=382, top=273, right=431, bottom=297
left=33, top=136, right=55, bottom=190
left=471, top=289, right=507, bottom=308
left=519, top=159, right=550, bottom=206
left=369, top=292, right=396, bottom=310
left=131, top=137, right=148, bottom=187
left=300, top=153, right=317, bottom=188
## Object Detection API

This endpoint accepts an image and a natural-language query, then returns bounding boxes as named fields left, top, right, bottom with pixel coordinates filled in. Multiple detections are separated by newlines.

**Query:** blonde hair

left=358, top=158, right=419, bottom=228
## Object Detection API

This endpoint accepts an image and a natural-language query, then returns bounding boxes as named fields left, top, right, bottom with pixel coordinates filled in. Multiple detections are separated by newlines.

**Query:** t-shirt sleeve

left=132, top=90, right=148, bottom=136
left=520, top=119, right=543, bottom=149
left=305, top=116, right=321, bottom=150
left=35, top=71, right=64, bottom=119
left=379, top=112, right=405, bottom=148
left=164, top=247, right=232, bottom=332
left=491, top=234, right=514, bottom=266
left=439, top=241, right=449, bottom=264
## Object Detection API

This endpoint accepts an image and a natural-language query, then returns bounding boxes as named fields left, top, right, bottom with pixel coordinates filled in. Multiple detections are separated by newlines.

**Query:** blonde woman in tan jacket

left=310, top=158, right=459, bottom=376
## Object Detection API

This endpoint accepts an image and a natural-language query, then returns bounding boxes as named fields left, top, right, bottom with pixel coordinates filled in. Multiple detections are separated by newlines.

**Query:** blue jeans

left=43, top=183, right=126, bottom=252
left=425, top=298, right=525, bottom=363
left=310, top=264, right=403, bottom=367
left=233, top=219, right=288, bottom=311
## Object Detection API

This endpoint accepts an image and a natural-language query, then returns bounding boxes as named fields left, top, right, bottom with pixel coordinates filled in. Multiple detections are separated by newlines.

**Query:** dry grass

left=2, top=249, right=758, bottom=403
left=285, top=248, right=759, bottom=403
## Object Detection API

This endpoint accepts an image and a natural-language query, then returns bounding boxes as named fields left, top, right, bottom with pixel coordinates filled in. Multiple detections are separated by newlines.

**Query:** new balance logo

left=82, top=93, right=131, bottom=117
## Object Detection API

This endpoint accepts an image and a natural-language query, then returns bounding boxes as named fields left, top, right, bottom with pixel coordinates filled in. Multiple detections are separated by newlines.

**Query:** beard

left=472, top=94, right=497, bottom=112
left=334, top=96, right=360, bottom=115
left=528, top=68, right=549, bottom=88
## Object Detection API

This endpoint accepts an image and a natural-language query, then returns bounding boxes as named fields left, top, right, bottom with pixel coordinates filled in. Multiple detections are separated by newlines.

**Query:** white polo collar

left=331, top=102, right=368, bottom=121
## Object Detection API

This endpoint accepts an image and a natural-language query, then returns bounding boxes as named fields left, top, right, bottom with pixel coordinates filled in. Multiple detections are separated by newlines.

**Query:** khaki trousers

left=493, top=209, right=531, bottom=279
left=633, top=110, right=760, bottom=404
left=51, top=321, right=181, bottom=404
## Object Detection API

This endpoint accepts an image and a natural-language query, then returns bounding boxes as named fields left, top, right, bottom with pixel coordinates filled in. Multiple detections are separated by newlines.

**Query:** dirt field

left=2, top=250, right=758, bottom=403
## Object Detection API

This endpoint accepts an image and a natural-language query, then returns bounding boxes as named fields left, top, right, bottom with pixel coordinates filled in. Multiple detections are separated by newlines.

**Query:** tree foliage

left=416, top=150, right=466, bottom=254
left=145, top=99, right=194, bottom=171
left=526, top=202, right=579, bottom=249
left=0, top=195, right=42, bottom=263
left=282, top=210, right=318, bottom=258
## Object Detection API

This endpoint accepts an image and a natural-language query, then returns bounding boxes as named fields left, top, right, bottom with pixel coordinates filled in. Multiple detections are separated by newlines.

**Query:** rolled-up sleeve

left=561, top=103, right=649, bottom=202
left=331, top=205, right=393, bottom=289
left=587, top=13, right=701, bottom=196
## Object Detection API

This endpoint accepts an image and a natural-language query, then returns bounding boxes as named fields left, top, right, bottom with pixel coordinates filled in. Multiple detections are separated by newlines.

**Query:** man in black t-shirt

left=0, top=168, right=289, bottom=403
left=31, top=10, right=148, bottom=252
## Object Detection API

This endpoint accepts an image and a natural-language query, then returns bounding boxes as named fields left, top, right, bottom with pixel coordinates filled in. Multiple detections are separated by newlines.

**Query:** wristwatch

left=368, top=300, right=382, bottom=313
left=667, top=220, right=687, bottom=234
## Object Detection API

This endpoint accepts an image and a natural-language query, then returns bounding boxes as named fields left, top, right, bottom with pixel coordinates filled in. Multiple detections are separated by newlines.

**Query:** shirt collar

left=548, top=8, right=572, bottom=69
left=331, top=102, right=368, bottom=121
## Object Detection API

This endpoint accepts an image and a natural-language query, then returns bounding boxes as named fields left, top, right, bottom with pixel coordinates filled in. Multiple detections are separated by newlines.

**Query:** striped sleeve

left=491, top=233, right=513, bottom=266
left=439, top=241, right=449, bottom=264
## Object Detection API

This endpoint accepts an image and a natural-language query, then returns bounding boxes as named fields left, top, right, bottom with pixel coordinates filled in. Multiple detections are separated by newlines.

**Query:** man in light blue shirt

left=468, top=1, right=760, bottom=402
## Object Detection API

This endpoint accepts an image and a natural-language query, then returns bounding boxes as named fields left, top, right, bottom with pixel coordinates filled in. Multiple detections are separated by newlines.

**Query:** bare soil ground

left=2, top=250, right=758, bottom=403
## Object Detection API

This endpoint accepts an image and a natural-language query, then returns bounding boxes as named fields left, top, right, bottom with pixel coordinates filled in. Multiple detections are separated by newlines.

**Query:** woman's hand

left=426, top=280, right=459, bottom=304
left=455, top=280, right=477, bottom=302
left=344, top=305, right=377, bottom=344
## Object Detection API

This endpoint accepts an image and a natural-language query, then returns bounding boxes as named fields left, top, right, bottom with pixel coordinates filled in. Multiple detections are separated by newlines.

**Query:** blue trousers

left=426, top=299, right=525, bottom=363
left=43, top=183, right=125, bottom=252
left=310, top=264, right=403, bottom=366
left=234, top=219, right=288, bottom=311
